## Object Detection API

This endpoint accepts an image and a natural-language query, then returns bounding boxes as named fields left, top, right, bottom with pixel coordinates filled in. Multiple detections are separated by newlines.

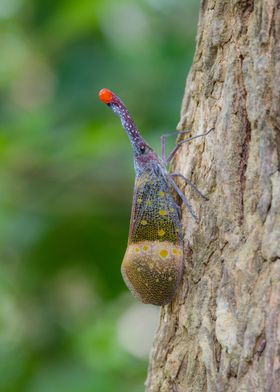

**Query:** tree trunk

left=146, top=1, right=280, bottom=391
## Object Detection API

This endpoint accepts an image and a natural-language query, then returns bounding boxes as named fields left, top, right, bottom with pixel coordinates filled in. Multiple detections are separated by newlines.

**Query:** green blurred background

left=0, top=1, right=199, bottom=391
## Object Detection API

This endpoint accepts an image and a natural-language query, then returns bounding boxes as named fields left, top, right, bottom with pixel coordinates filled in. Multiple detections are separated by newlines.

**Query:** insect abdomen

left=121, top=241, right=183, bottom=305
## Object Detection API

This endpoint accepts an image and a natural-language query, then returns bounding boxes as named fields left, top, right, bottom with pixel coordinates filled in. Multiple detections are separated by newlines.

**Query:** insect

left=99, top=88, right=211, bottom=305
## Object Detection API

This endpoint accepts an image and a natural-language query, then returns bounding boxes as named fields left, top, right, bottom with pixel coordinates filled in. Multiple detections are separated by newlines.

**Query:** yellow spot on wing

left=143, top=245, right=150, bottom=251
left=158, top=229, right=165, bottom=237
left=172, top=248, right=178, bottom=255
left=146, top=200, right=151, bottom=206
left=159, top=210, right=167, bottom=216
left=135, top=247, right=140, bottom=252
left=137, top=198, right=142, bottom=203
left=159, top=191, right=165, bottom=197
left=170, top=208, right=174, bottom=212
left=159, top=249, right=168, bottom=258
left=141, top=220, right=148, bottom=225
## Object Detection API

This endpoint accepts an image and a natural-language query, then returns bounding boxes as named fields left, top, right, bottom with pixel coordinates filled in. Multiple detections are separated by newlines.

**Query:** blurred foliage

left=0, top=0, right=199, bottom=391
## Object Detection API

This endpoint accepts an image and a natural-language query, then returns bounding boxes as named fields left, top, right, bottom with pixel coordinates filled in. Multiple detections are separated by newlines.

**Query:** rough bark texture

left=146, top=1, right=280, bottom=391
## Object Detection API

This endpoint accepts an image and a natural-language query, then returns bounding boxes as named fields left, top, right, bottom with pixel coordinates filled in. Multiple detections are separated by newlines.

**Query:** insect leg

left=174, top=201, right=182, bottom=219
left=166, top=128, right=214, bottom=163
left=168, top=176, right=198, bottom=222
left=160, top=130, right=192, bottom=162
left=170, top=173, right=208, bottom=200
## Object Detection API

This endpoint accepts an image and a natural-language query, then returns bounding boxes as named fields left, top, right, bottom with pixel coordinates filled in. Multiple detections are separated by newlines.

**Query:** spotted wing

left=128, top=164, right=182, bottom=245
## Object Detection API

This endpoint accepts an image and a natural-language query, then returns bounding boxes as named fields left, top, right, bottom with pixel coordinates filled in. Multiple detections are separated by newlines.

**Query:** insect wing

left=128, top=165, right=182, bottom=245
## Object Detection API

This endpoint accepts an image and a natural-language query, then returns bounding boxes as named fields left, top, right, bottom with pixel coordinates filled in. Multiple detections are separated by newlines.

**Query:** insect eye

left=140, top=145, right=145, bottom=153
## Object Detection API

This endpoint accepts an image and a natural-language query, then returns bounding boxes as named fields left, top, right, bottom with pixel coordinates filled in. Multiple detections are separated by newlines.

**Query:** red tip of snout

left=99, top=88, right=113, bottom=104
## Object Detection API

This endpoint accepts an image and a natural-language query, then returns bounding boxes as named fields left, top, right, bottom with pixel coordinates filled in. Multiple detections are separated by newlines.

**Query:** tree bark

left=146, top=1, right=280, bottom=391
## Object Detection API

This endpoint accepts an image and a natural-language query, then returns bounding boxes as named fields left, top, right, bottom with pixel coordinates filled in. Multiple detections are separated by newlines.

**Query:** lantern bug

left=99, top=88, right=212, bottom=305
